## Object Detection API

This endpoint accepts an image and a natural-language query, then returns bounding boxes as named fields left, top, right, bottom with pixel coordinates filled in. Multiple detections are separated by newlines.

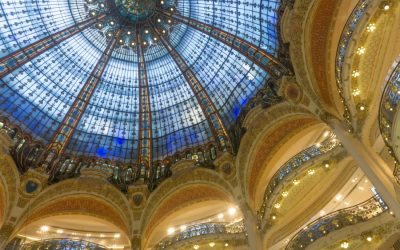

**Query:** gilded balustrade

left=257, top=134, right=342, bottom=227
left=19, top=238, right=108, bottom=250
left=286, top=195, right=388, bottom=249
left=335, top=0, right=372, bottom=129
left=379, top=61, right=400, bottom=181
left=154, top=221, right=245, bottom=249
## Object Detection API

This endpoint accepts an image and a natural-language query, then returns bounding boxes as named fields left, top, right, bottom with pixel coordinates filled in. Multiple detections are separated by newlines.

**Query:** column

left=242, top=205, right=263, bottom=250
left=328, top=118, right=400, bottom=216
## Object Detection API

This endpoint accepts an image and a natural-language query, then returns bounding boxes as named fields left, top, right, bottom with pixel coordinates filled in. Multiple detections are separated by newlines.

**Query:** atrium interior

left=0, top=0, right=399, bottom=249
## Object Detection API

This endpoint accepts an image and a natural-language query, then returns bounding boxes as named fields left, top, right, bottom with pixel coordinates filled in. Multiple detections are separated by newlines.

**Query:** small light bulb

left=341, top=241, right=349, bottom=249
left=167, top=227, right=175, bottom=235
left=352, top=88, right=361, bottom=96
left=228, top=207, right=237, bottom=216
left=352, top=70, right=360, bottom=78
left=356, top=47, right=366, bottom=55
left=367, top=23, right=376, bottom=32
left=383, top=4, right=390, bottom=10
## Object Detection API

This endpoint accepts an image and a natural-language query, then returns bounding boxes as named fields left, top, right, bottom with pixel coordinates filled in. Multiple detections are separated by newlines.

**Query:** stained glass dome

left=0, top=0, right=288, bottom=185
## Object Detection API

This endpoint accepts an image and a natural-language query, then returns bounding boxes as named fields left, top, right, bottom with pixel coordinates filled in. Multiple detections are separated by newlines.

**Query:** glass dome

left=0, top=0, right=285, bottom=165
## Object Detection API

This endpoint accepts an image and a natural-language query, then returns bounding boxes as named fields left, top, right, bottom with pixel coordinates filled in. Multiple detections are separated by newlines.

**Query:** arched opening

left=146, top=200, right=243, bottom=249
left=12, top=214, right=130, bottom=249
left=142, top=173, right=237, bottom=249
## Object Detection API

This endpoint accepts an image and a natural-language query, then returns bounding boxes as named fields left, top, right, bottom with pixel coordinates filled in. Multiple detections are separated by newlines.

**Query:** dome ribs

left=156, top=9, right=290, bottom=79
left=136, top=26, right=154, bottom=180
left=0, top=14, right=106, bottom=79
left=151, top=23, right=231, bottom=152
left=43, top=32, right=120, bottom=176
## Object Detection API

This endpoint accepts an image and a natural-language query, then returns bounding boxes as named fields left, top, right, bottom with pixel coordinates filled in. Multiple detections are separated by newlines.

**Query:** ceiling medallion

left=115, top=0, right=157, bottom=23
left=85, top=0, right=177, bottom=49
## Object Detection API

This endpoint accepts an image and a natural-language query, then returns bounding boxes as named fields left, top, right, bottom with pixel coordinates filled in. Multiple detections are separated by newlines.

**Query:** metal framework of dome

left=0, top=0, right=290, bottom=190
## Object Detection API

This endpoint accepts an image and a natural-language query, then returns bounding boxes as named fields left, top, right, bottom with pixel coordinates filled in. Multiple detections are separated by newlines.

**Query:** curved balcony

left=335, top=0, right=372, bottom=126
left=286, top=195, right=388, bottom=250
left=257, top=134, right=342, bottom=228
left=379, top=61, right=400, bottom=179
left=19, top=238, right=108, bottom=250
left=154, top=221, right=246, bottom=250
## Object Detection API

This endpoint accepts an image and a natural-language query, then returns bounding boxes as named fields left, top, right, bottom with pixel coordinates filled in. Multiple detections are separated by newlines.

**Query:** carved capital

left=128, top=184, right=149, bottom=210
left=212, top=152, right=236, bottom=182
left=19, top=169, right=48, bottom=198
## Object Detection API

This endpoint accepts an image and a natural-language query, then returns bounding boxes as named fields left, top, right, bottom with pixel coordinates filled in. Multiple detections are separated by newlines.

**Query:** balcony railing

left=379, top=61, right=400, bottom=181
left=19, top=238, right=108, bottom=250
left=257, top=134, right=341, bottom=227
left=335, top=0, right=372, bottom=126
left=154, top=221, right=245, bottom=249
left=286, top=195, right=388, bottom=249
